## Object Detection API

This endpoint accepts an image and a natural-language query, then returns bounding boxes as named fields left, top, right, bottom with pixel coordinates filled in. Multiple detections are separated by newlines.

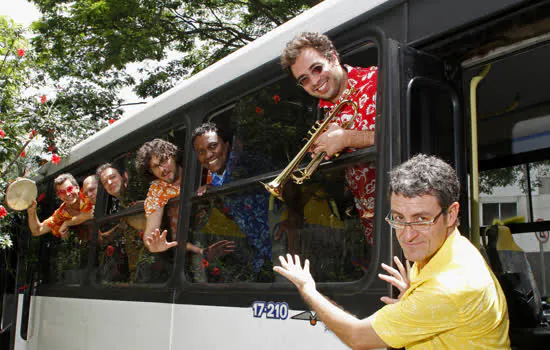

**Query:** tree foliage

left=30, top=0, right=321, bottom=98
left=479, top=161, right=550, bottom=195
left=0, top=17, right=122, bottom=249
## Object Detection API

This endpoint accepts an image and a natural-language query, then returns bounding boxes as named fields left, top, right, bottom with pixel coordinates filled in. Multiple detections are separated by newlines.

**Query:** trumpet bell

left=262, top=180, right=284, bottom=202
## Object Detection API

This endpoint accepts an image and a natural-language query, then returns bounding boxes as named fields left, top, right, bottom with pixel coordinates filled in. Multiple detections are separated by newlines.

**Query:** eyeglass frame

left=385, top=207, right=448, bottom=231
left=296, top=61, right=330, bottom=88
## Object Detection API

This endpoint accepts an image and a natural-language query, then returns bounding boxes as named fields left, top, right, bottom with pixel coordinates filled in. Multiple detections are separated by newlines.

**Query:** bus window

left=93, top=130, right=184, bottom=285
left=187, top=41, right=378, bottom=284
left=36, top=176, right=94, bottom=286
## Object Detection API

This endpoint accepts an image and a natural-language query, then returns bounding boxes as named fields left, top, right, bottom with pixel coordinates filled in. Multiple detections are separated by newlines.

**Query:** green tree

left=0, top=17, right=122, bottom=250
left=30, top=0, right=321, bottom=98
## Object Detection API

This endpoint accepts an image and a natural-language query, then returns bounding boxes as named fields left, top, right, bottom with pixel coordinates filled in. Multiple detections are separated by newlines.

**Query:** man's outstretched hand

left=204, top=240, right=236, bottom=260
left=378, top=256, right=411, bottom=304
left=143, top=229, right=178, bottom=253
left=274, top=254, right=316, bottom=293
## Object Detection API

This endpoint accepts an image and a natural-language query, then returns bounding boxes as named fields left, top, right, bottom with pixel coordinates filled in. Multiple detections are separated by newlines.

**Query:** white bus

left=2, top=0, right=550, bottom=348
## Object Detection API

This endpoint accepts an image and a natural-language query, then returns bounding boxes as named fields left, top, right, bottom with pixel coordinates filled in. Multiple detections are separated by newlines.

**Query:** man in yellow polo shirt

left=274, top=154, right=510, bottom=349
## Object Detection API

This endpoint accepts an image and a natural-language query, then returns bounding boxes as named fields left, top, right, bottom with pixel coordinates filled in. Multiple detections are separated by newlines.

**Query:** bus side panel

left=14, top=296, right=173, bottom=350
left=171, top=304, right=349, bottom=349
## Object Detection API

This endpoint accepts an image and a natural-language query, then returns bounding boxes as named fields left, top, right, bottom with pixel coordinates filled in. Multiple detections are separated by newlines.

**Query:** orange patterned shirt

left=43, top=191, right=94, bottom=237
left=144, top=180, right=180, bottom=236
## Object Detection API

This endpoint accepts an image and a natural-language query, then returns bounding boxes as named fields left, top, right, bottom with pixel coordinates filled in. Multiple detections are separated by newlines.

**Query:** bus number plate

left=252, top=301, right=289, bottom=320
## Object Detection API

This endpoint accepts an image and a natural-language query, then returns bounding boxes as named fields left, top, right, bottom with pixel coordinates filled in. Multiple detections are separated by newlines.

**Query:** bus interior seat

left=484, top=225, right=550, bottom=348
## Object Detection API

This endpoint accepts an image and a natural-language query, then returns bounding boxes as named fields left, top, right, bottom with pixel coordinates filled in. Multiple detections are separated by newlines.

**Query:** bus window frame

left=180, top=32, right=386, bottom=294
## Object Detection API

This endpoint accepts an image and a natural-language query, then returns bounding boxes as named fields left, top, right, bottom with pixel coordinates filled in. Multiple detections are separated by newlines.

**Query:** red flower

left=212, top=267, right=220, bottom=276
left=0, top=129, right=4, bottom=138
left=202, top=259, right=209, bottom=268
left=29, top=129, right=37, bottom=138
left=40, top=95, right=47, bottom=104
left=51, top=154, right=61, bottom=164
left=17, top=49, right=25, bottom=57
left=106, top=245, right=115, bottom=257
left=255, top=107, right=263, bottom=115
left=47, top=145, right=56, bottom=152
left=138, top=231, right=144, bottom=239
left=0, top=205, right=7, bottom=218
left=20, top=151, right=26, bottom=157
left=273, top=94, right=281, bottom=103
left=109, top=118, right=116, bottom=124
left=37, top=193, right=46, bottom=202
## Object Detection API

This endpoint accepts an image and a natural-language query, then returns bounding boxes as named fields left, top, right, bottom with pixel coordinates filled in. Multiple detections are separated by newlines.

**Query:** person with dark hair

left=27, top=173, right=94, bottom=239
left=281, top=32, right=378, bottom=245
left=274, top=154, right=510, bottom=349
left=192, top=122, right=272, bottom=275
left=136, top=139, right=235, bottom=258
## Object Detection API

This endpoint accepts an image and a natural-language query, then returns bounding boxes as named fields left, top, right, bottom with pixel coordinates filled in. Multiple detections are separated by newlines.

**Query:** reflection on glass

left=44, top=224, right=91, bottom=285
left=95, top=212, right=171, bottom=284
left=187, top=167, right=370, bottom=284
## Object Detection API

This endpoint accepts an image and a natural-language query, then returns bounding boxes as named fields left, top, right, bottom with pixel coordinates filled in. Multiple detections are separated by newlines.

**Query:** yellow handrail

left=469, top=64, right=491, bottom=248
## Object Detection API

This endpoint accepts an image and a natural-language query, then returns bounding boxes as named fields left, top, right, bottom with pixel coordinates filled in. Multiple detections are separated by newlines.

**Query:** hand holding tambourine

left=4, top=177, right=38, bottom=211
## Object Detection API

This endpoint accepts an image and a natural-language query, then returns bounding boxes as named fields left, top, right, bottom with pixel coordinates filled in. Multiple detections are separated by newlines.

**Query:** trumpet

left=263, top=97, right=358, bottom=201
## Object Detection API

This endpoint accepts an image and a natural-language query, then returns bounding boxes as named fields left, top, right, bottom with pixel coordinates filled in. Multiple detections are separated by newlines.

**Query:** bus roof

left=38, top=0, right=390, bottom=179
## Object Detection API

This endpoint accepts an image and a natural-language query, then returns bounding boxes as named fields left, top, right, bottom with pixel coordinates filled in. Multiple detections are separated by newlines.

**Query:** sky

left=0, top=0, right=149, bottom=116
left=0, top=0, right=41, bottom=27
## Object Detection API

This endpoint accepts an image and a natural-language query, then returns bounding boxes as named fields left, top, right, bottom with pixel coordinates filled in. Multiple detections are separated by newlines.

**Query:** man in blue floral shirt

left=192, top=122, right=272, bottom=276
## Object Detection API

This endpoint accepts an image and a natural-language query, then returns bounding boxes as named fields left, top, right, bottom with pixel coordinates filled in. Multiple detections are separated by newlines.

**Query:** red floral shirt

left=43, top=191, right=94, bottom=237
left=318, top=65, right=378, bottom=244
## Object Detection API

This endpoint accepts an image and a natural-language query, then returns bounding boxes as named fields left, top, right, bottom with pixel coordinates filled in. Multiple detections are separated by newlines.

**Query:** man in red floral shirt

left=280, top=32, right=378, bottom=245
left=27, top=173, right=94, bottom=239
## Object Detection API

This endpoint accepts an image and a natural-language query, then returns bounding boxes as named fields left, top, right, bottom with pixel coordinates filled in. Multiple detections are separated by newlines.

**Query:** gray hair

left=388, top=154, right=460, bottom=209
left=53, top=173, right=78, bottom=189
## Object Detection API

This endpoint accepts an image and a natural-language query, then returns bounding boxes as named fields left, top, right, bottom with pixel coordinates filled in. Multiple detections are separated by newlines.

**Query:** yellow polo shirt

left=371, top=229, right=510, bottom=349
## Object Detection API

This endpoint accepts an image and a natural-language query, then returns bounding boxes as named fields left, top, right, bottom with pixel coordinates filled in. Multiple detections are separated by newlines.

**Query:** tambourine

left=4, top=177, right=38, bottom=211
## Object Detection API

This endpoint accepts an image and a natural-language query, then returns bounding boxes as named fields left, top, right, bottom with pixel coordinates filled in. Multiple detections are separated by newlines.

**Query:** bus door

left=388, top=39, right=467, bottom=231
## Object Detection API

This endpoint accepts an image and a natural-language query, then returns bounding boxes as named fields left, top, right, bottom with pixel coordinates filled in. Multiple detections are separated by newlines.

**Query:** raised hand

left=273, top=254, right=316, bottom=293
left=143, top=228, right=178, bottom=253
left=378, top=256, right=411, bottom=305
left=204, top=240, right=236, bottom=260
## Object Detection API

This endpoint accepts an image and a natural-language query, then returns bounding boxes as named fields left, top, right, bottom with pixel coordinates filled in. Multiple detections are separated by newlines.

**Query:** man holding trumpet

left=280, top=32, right=378, bottom=246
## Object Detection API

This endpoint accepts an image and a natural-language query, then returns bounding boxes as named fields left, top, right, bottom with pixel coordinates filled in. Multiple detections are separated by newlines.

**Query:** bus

left=2, top=0, right=550, bottom=348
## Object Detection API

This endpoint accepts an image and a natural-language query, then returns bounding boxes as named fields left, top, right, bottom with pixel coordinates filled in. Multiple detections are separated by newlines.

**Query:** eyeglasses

left=296, top=62, right=326, bottom=88
left=385, top=208, right=448, bottom=232
left=57, top=185, right=75, bottom=197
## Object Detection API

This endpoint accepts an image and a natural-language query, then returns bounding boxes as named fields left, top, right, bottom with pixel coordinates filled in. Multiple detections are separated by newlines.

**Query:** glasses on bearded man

left=296, top=62, right=328, bottom=88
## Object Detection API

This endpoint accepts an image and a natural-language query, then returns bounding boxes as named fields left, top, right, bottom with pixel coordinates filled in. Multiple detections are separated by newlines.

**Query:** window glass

left=501, top=202, right=518, bottom=220
left=482, top=203, right=499, bottom=226
left=36, top=177, right=93, bottom=286
left=188, top=43, right=378, bottom=284
left=93, top=129, right=184, bottom=285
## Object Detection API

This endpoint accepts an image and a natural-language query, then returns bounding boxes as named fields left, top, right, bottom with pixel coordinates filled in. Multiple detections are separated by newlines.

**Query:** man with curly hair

left=136, top=139, right=234, bottom=258
left=281, top=32, right=378, bottom=246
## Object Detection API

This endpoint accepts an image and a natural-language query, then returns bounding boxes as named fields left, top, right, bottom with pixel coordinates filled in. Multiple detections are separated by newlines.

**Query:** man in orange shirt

left=27, top=173, right=94, bottom=239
